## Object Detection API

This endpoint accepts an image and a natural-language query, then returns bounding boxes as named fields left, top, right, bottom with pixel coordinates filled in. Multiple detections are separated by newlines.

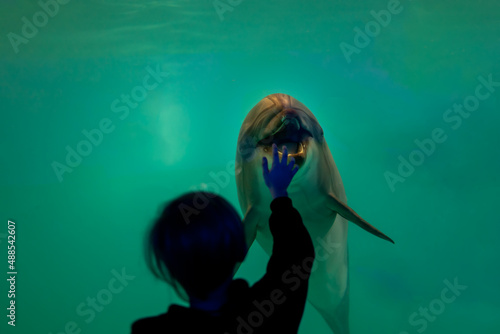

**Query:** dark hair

left=144, top=191, right=248, bottom=301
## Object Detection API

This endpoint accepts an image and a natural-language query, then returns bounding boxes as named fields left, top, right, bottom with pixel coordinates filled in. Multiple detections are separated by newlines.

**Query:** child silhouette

left=132, top=143, right=315, bottom=333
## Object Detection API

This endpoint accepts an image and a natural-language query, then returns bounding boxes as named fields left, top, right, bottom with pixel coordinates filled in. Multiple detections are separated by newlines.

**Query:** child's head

left=145, top=191, right=248, bottom=301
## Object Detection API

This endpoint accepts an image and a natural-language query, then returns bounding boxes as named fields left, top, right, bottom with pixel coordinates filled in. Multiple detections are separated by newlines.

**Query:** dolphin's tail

left=326, top=193, right=395, bottom=244
left=308, top=244, right=350, bottom=334
left=313, top=286, right=350, bottom=334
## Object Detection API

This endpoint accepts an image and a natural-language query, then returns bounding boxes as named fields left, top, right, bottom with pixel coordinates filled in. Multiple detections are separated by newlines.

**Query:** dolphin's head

left=237, top=93, right=324, bottom=170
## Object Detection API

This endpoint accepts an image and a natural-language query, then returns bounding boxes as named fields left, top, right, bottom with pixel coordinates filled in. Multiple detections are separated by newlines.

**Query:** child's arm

left=247, top=144, right=314, bottom=331
left=261, top=143, right=315, bottom=271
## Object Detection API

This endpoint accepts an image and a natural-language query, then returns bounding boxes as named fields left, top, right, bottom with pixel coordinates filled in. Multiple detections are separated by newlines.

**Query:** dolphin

left=235, top=93, right=394, bottom=334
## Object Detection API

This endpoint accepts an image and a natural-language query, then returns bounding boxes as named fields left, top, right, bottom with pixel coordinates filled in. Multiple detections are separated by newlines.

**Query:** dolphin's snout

left=281, top=109, right=301, bottom=125
left=280, top=116, right=301, bottom=131
left=272, top=115, right=301, bottom=137
left=256, top=110, right=311, bottom=168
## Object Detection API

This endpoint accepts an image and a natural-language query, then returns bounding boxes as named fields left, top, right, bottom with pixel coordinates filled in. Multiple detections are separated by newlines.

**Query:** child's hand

left=262, top=143, right=299, bottom=199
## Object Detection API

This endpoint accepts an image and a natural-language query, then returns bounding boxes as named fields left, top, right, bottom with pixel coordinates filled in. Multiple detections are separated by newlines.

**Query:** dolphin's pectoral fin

left=326, top=193, right=394, bottom=244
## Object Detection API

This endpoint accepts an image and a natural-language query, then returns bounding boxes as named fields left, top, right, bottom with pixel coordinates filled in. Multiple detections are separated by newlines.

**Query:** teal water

left=1, top=1, right=499, bottom=333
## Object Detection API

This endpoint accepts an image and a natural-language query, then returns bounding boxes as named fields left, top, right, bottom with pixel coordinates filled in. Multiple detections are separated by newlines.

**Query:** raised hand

left=262, top=143, right=299, bottom=199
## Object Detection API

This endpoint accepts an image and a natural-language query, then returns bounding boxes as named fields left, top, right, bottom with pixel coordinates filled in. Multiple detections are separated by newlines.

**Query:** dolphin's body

left=235, top=93, right=393, bottom=334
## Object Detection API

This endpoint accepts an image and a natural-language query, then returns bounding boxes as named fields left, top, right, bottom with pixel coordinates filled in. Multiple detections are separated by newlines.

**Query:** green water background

left=1, top=0, right=499, bottom=333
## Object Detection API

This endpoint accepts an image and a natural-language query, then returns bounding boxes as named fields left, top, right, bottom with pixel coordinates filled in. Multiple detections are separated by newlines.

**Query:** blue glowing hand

left=262, top=143, right=299, bottom=199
